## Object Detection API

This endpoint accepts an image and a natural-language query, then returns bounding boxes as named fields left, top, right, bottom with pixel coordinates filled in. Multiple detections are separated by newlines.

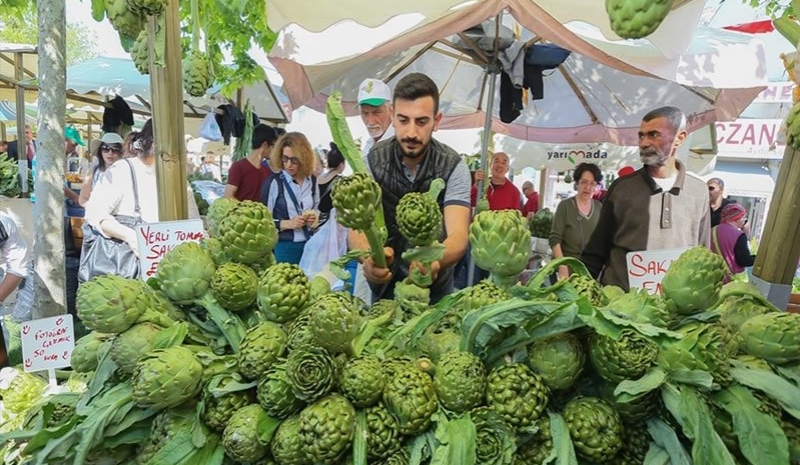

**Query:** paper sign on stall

left=20, top=314, right=75, bottom=374
left=626, top=248, right=687, bottom=295
left=137, top=220, right=205, bottom=279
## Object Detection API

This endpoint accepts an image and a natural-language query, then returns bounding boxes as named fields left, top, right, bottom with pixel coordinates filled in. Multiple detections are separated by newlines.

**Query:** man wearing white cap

left=358, top=78, right=394, bottom=156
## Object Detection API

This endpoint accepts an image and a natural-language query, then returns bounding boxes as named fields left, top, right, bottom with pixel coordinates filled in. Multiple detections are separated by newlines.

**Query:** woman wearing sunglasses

left=78, top=132, right=125, bottom=207
left=261, top=132, right=319, bottom=265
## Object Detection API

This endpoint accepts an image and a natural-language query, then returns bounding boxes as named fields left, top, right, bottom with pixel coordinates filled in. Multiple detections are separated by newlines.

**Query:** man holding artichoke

left=351, top=73, right=472, bottom=303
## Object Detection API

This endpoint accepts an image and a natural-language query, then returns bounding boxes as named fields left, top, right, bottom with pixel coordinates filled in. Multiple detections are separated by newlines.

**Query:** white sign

left=714, top=119, right=786, bottom=159
left=21, top=314, right=75, bottom=373
left=136, top=220, right=205, bottom=279
left=752, top=82, right=795, bottom=104
left=626, top=248, right=687, bottom=295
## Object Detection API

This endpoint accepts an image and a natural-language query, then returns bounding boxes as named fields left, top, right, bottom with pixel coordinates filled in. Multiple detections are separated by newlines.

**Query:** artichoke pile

left=6, top=195, right=800, bottom=465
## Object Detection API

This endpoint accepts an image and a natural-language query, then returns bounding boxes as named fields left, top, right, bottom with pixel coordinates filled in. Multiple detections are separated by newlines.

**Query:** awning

left=706, top=160, right=775, bottom=198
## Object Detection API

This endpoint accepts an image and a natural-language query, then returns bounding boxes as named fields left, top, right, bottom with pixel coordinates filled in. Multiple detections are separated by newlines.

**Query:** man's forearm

left=0, top=274, right=24, bottom=303
left=439, top=232, right=468, bottom=269
left=348, top=229, right=369, bottom=258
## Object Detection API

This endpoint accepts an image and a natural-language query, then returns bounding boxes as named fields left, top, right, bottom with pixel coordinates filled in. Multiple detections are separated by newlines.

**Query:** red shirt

left=227, top=158, right=272, bottom=201
left=522, top=191, right=539, bottom=216
left=471, top=179, right=522, bottom=211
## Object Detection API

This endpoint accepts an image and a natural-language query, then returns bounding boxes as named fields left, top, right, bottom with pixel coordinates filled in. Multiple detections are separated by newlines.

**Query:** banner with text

left=626, top=248, right=687, bottom=295
left=715, top=119, right=785, bottom=159
left=20, top=314, right=75, bottom=372
left=752, top=81, right=794, bottom=104
left=137, top=220, right=205, bottom=279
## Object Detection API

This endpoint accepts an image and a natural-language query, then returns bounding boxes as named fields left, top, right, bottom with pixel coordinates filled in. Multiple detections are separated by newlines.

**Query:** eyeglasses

left=101, top=144, right=122, bottom=154
left=708, top=186, right=716, bottom=191
left=281, top=155, right=301, bottom=165
left=578, top=180, right=597, bottom=187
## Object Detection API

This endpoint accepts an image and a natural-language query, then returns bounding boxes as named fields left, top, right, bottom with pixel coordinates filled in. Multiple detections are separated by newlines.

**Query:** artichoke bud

left=396, top=179, right=444, bottom=247
left=563, top=397, right=623, bottom=462
left=485, top=362, right=549, bottom=430
left=298, top=394, right=356, bottom=463
left=217, top=200, right=278, bottom=265
left=332, top=173, right=382, bottom=230
left=469, top=209, right=531, bottom=284
left=588, top=329, right=658, bottom=383
left=156, top=242, right=216, bottom=304
left=528, top=332, right=585, bottom=391
left=222, top=404, right=271, bottom=463
left=661, top=245, right=726, bottom=315
left=257, top=263, right=310, bottom=323
left=432, top=351, right=486, bottom=413
left=210, top=262, right=259, bottom=312
left=131, top=346, right=204, bottom=409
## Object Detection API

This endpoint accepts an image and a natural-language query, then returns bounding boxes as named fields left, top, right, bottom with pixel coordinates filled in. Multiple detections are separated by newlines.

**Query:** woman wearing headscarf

left=549, top=163, right=603, bottom=280
left=78, top=132, right=125, bottom=207
left=260, top=132, right=319, bottom=265
left=710, top=203, right=755, bottom=283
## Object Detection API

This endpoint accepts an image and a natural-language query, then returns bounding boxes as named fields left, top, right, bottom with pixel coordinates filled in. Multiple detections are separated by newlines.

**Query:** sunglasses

left=281, top=155, right=301, bottom=165
left=101, top=144, right=122, bottom=154
left=708, top=186, right=717, bottom=191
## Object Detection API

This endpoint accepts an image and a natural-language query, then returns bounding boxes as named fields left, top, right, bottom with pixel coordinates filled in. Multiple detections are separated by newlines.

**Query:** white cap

left=357, top=78, right=392, bottom=106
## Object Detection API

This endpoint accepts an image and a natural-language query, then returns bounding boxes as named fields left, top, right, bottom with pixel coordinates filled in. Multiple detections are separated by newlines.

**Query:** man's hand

left=125, top=229, right=140, bottom=258
left=363, top=246, right=394, bottom=284
left=473, top=169, right=485, bottom=183
left=557, top=265, right=570, bottom=281
left=410, top=260, right=441, bottom=282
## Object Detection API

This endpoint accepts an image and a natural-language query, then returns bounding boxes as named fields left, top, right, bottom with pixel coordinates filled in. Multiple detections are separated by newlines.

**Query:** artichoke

left=563, top=397, right=623, bottom=462
left=201, top=373, right=256, bottom=432
left=286, top=346, right=337, bottom=402
left=383, top=365, right=438, bottom=435
left=457, top=279, right=511, bottom=313
left=469, top=210, right=531, bottom=289
left=396, top=187, right=443, bottom=247
left=740, top=312, right=800, bottom=365
left=382, top=355, right=414, bottom=381
left=201, top=237, right=230, bottom=267
left=589, top=329, right=658, bottom=383
left=256, top=364, right=305, bottom=419
left=217, top=200, right=279, bottom=265
left=381, top=448, right=411, bottom=465
left=365, top=403, right=403, bottom=460
left=70, top=332, right=110, bottom=373
left=76, top=275, right=175, bottom=334
left=661, top=245, right=726, bottom=315
left=130, top=30, right=149, bottom=75
left=485, top=363, right=549, bottom=430
left=308, top=292, right=362, bottom=354
left=257, top=263, right=310, bottom=323
left=210, top=262, right=258, bottom=312
left=183, top=50, right=214, bottom=98
left=606, top=0, right=673, bottom=39
left=600, top=383, right=658, bottom=425
left=566, top=274, right=608, bottom=308
left=416, top=329, right=461, bottom=364
left=127, top=0, right=168, bottom=16
left=286, top=311, right=315, bottom=350
left=339, top=355, right=386, bottom=408
left=716, top=293, right=773, bottom=332
left=433, top=351, right=486, bottom=413
left=471, top=406, right=517, bottom=465
left=657, top=322, right=736, bottom=386
left=222, top=404, right=272, bottom=463
left=105, top=0, right=145, bottom=38
left=207, top=197, right=239, bottom=238
left=137, top=405, right=195, bottom=465
left=238, top=321, right=288, bottom=380
left=514, top=415, right=552, bottom=465
left=270, top=415, right=311, bottom=465
left=298, top=394, right=356, bottom=463
left=250, top=251, right=277, bottom=276
left=131, top=346, right=203, bottom=410
left=331, top=172, right=382, bottom=231
left=614, top=427, right=651, bottom=465
left=528, top=333, right=584, bottom=391
left=157, top=242, right=216, bottom=304
left=109, top=322, right=163, bottom=376
left=309, top=275, right=332, bottom=300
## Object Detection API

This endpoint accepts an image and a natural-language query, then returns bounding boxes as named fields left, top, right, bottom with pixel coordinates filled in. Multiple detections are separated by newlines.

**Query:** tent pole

left=14, top=52, right=28, bottom=196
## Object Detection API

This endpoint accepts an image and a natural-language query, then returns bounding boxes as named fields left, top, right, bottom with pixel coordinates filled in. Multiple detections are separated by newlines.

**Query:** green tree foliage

left=744, top=0, right=794, bottom=18
left=0, top=6, right=99, bottom=65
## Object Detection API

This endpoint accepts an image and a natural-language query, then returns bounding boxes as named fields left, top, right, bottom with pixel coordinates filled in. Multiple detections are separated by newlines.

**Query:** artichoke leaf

left=775, top=364, right=800, bottom=388
left=91, top=0, right=105, bottom=21
left=255, top=413, right=281, bottom=445
left=402, top=243, right=446, bottom=264
left=151, top=322, right=189, bottom=350
left=547, top=412, right=579, bottom=465
left=646, top=417, right=691, bottom=465
left=615, top=367, right=667, bottom=397
left=593, top=307, right=683, bottom=340
left=430, top=415, right=477, bottom=465
left=731, top=360, right=800, bottom=420
left=667, top=369, right=715, bottom=389
left=330, top=249, right=370, bottom=281
left=660, top=383, right=736, bottom=465
left=712, top=385, right=789, bottom=465
left=141, top=420, right=200, bottom=465
left=643, top=443, right=673, bottom=465
left=408, top=430, right=436, bottom=465
left=673, top=310, right=722, bottom=327
left=526, top=257, right=592, bottom=289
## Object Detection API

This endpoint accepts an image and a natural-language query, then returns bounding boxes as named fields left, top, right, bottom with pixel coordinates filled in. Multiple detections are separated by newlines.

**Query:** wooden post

left=751, top=145, right=800, bottom=309
left=148, top=0, right=187, bottom=221
left=14, top=51, right=28, bottom=196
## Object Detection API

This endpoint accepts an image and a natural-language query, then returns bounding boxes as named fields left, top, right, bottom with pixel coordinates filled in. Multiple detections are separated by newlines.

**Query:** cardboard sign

left=20, top=314, right=75, bottom=373
left=137, top=220, right=205, bottom=279
left=626, top=248, right=687, bottom=295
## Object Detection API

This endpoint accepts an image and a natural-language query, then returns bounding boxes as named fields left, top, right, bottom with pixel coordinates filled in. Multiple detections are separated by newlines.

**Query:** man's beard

left=640, top=147, right=669, bottom=167
left=367, top=125, right=385, bottom=139
left=399, top=137, right=427, bottom=159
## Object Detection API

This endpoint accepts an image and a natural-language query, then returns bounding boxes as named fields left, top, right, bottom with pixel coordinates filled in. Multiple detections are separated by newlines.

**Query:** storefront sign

left=715, top=119, right=785, bottom=159
left=752, top=81, right=795, bottom=103
left=21, top=315, right=74, bottom=373
left=137, top=220, right=205, bottom=279
left=626, top=248, right=687, bottom=295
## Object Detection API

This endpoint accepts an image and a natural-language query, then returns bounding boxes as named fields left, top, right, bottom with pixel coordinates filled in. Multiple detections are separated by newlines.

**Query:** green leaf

left=615, top=367, right=667, bottom=397
left=256, top=413, right=281, bottom=444
left=353, top=411, right=368, bottom=465
left=712, top=385, right=789, bottom=465
left=643, top=442, right=673, bottom=465
left=584, top=307, right=682, bottom=340
left=547, top=412, right=578, bottom=465
left=151, top=322, right=189, bottom=349
left=660, top=383, right=736, bottom=465
left=526, top=257, right=591, bottom=289
left=775, top=364, right=800, bottom=388
left=646, top=417, right=692, bottom=465
left=668, top=369, right=715, bottom=389
left=144, top=422, right=197, bottom=465
left=91, top=0, right=105, bottom=21
left=731, top=361, right=800, bottom=420
left=402, top=243, right=446, bottom=265
left=430, top=416, right=477, bottom=465
left=408, top=430, right=435, bottom=465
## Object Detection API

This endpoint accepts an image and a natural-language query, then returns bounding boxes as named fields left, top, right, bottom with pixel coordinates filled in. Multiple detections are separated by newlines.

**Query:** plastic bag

left=299, top=209, right=348, bottom=282
left=199, top=113, right=223, bottom=141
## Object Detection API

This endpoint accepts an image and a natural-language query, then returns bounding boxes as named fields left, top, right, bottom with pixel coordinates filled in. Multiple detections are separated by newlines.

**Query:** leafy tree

left=743, top=0, right=794, bottom=18
left=0, top=7, right=98, bottom=65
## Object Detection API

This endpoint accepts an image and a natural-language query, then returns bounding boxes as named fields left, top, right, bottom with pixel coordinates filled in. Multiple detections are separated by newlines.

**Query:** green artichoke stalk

left=76, top=275, right=177, bottom=334
left=331, top=172, right=388, bottom=268
left=563, top=397, right=623, bottom=463
left=469, top=210, right=531, bottom=290
left=156, top=242, right=246, bottom=352
left=298, top=393, right=357, bottom=464
left=661, top=245, right=726, bottom=315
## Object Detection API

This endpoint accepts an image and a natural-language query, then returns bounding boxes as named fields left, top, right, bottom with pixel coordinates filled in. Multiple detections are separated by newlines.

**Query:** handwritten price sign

left=20, top=315, right=75, bottom=372
left=136, top=220, right=204, bottom=279
left=626, top=248, right=687, bottom=295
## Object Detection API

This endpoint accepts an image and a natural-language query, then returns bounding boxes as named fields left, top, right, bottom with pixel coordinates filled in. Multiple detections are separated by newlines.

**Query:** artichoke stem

left=490, top=273, right=519, bottom=291
left=196, top=293, right=246, bottom=353
left=364, top=225, right=388, bottom=268
left=416, top=357, right=435, bottom=375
